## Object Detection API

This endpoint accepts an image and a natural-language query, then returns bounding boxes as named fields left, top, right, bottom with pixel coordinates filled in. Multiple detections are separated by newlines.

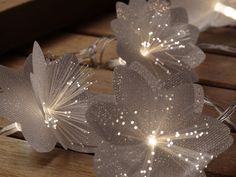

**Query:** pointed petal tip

left=32, top=41, right=44, bottom=56
left=33, top=41, right=40, bottom=49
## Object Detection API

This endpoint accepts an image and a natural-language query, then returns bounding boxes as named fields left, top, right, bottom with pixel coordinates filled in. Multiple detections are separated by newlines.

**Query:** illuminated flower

left=171, top=0, right=236, bottom=31
left=112, top=0, right=205, bottom=75
left=87, top=62, right=233, bottom=177
left=0, top=42, right=100, bottom=152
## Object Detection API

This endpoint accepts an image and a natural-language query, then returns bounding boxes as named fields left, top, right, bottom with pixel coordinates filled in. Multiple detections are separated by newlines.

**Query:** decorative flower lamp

left=0, top=42, right=100, bottom=153
left=86, top=62, right=233, bottom=177
left=112, top=0, right=205, bottom=77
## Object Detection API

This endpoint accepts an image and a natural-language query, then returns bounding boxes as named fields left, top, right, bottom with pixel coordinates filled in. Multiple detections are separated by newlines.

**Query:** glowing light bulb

left=140, top=48, right=150, bottom=57
left=147, top=135, right=158, bottom=147
left=214, top=2, right=236, bottom=20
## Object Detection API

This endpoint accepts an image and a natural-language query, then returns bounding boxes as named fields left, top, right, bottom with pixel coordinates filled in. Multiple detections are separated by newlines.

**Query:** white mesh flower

left=0, top=42, right=100, bottom=152
left=111, top=0, right=205, bottom=75
left=87, top=62, right=233, bottom=177
left=171, top=0, right=236, bottom=31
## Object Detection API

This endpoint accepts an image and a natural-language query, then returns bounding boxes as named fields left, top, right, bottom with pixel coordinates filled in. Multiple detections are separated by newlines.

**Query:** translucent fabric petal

left=21, top=119, right=57, bottom=153
left=171, top=45, right=206, bottom=69
left=134, top=84, right=199, bottom=134
left=172, top=115, right=233, bottom=158
left=0, top=66, right=26, bottom=122
left=129, top=62, right=161, bottom=91
left=23, top=54, right=33, bottom=80
left=129, top=61, right=197, bottom=91
left=116, top=2, right=129, bottom=20
left=113, top=65, right=156, bottom=111
left=0, top=65, right=57, bottom=152
left=154, top=115, right=233, bottom=176
left=157, top=23, right=199, bottom=44
left=170, top=8, right=188, bottom=25
left=111, top=20, right=141, bottom=58
left=87, top=101, right=143, bottom=146
left=117, top=0, right=171, bottom=29
left=31, top=42, right=47, bottom=91
left=94, top=141, right=147, bottom=177
left=129, top=0, right=147, bottom=8
left=154, top=83, right=196, bottom=116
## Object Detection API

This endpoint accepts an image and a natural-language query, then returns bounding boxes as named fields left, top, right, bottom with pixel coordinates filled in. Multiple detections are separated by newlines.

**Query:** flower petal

left=165, top=44, right=205, bottom=68
left=0, top=66, right=57, bottom=152
left=0, top=66, right=28, bottom=122
left=87, top=100, right=144, bottom=145
left=32, top=41, right=47, bottom=85
left=151, top=114, right=232, bottom=173
left=23, top=54, right=33, bottom=80
left=130, top=83, right=202, bottom=134
left=170, top=8, right=188, bottom=25
left=21, top=119, right=56, bottom=153
left=129, top=61, right=197, bottom=91
left=113, top=65, right=156, bottom=110
left=111, top=19, right=141, bottom=57
left=161, top=83, right=204, bottom=117
left=94, top=141, right=147, bottom=177
left=129, top=61, right=161, bottom=91
left=129, top=0, right=147, bottom=8
left=116, top=2, right=130, bottom=20
left=180, top=45, right=205, bottom=69
left=173, top=115, right=233, bottom=158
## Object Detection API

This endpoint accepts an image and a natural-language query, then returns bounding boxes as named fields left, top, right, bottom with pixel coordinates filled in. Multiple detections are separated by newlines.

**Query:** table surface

left=0, top=10, right=236, bottom=177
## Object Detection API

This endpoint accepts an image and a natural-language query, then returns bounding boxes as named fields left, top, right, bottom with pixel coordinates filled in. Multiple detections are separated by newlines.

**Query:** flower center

left=147, top=135, right=158, bottom=147
left=42, top=103, right=58, bottom=129
left=140, top=48, right=150, bottom=57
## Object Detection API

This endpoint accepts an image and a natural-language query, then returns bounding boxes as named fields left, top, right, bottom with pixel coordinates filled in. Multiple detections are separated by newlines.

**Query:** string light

left=0, top=2, right=234, bottom=177
left=171, top=0, right=236, bottom=30
left=214, top=2, right=236, bottom=20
